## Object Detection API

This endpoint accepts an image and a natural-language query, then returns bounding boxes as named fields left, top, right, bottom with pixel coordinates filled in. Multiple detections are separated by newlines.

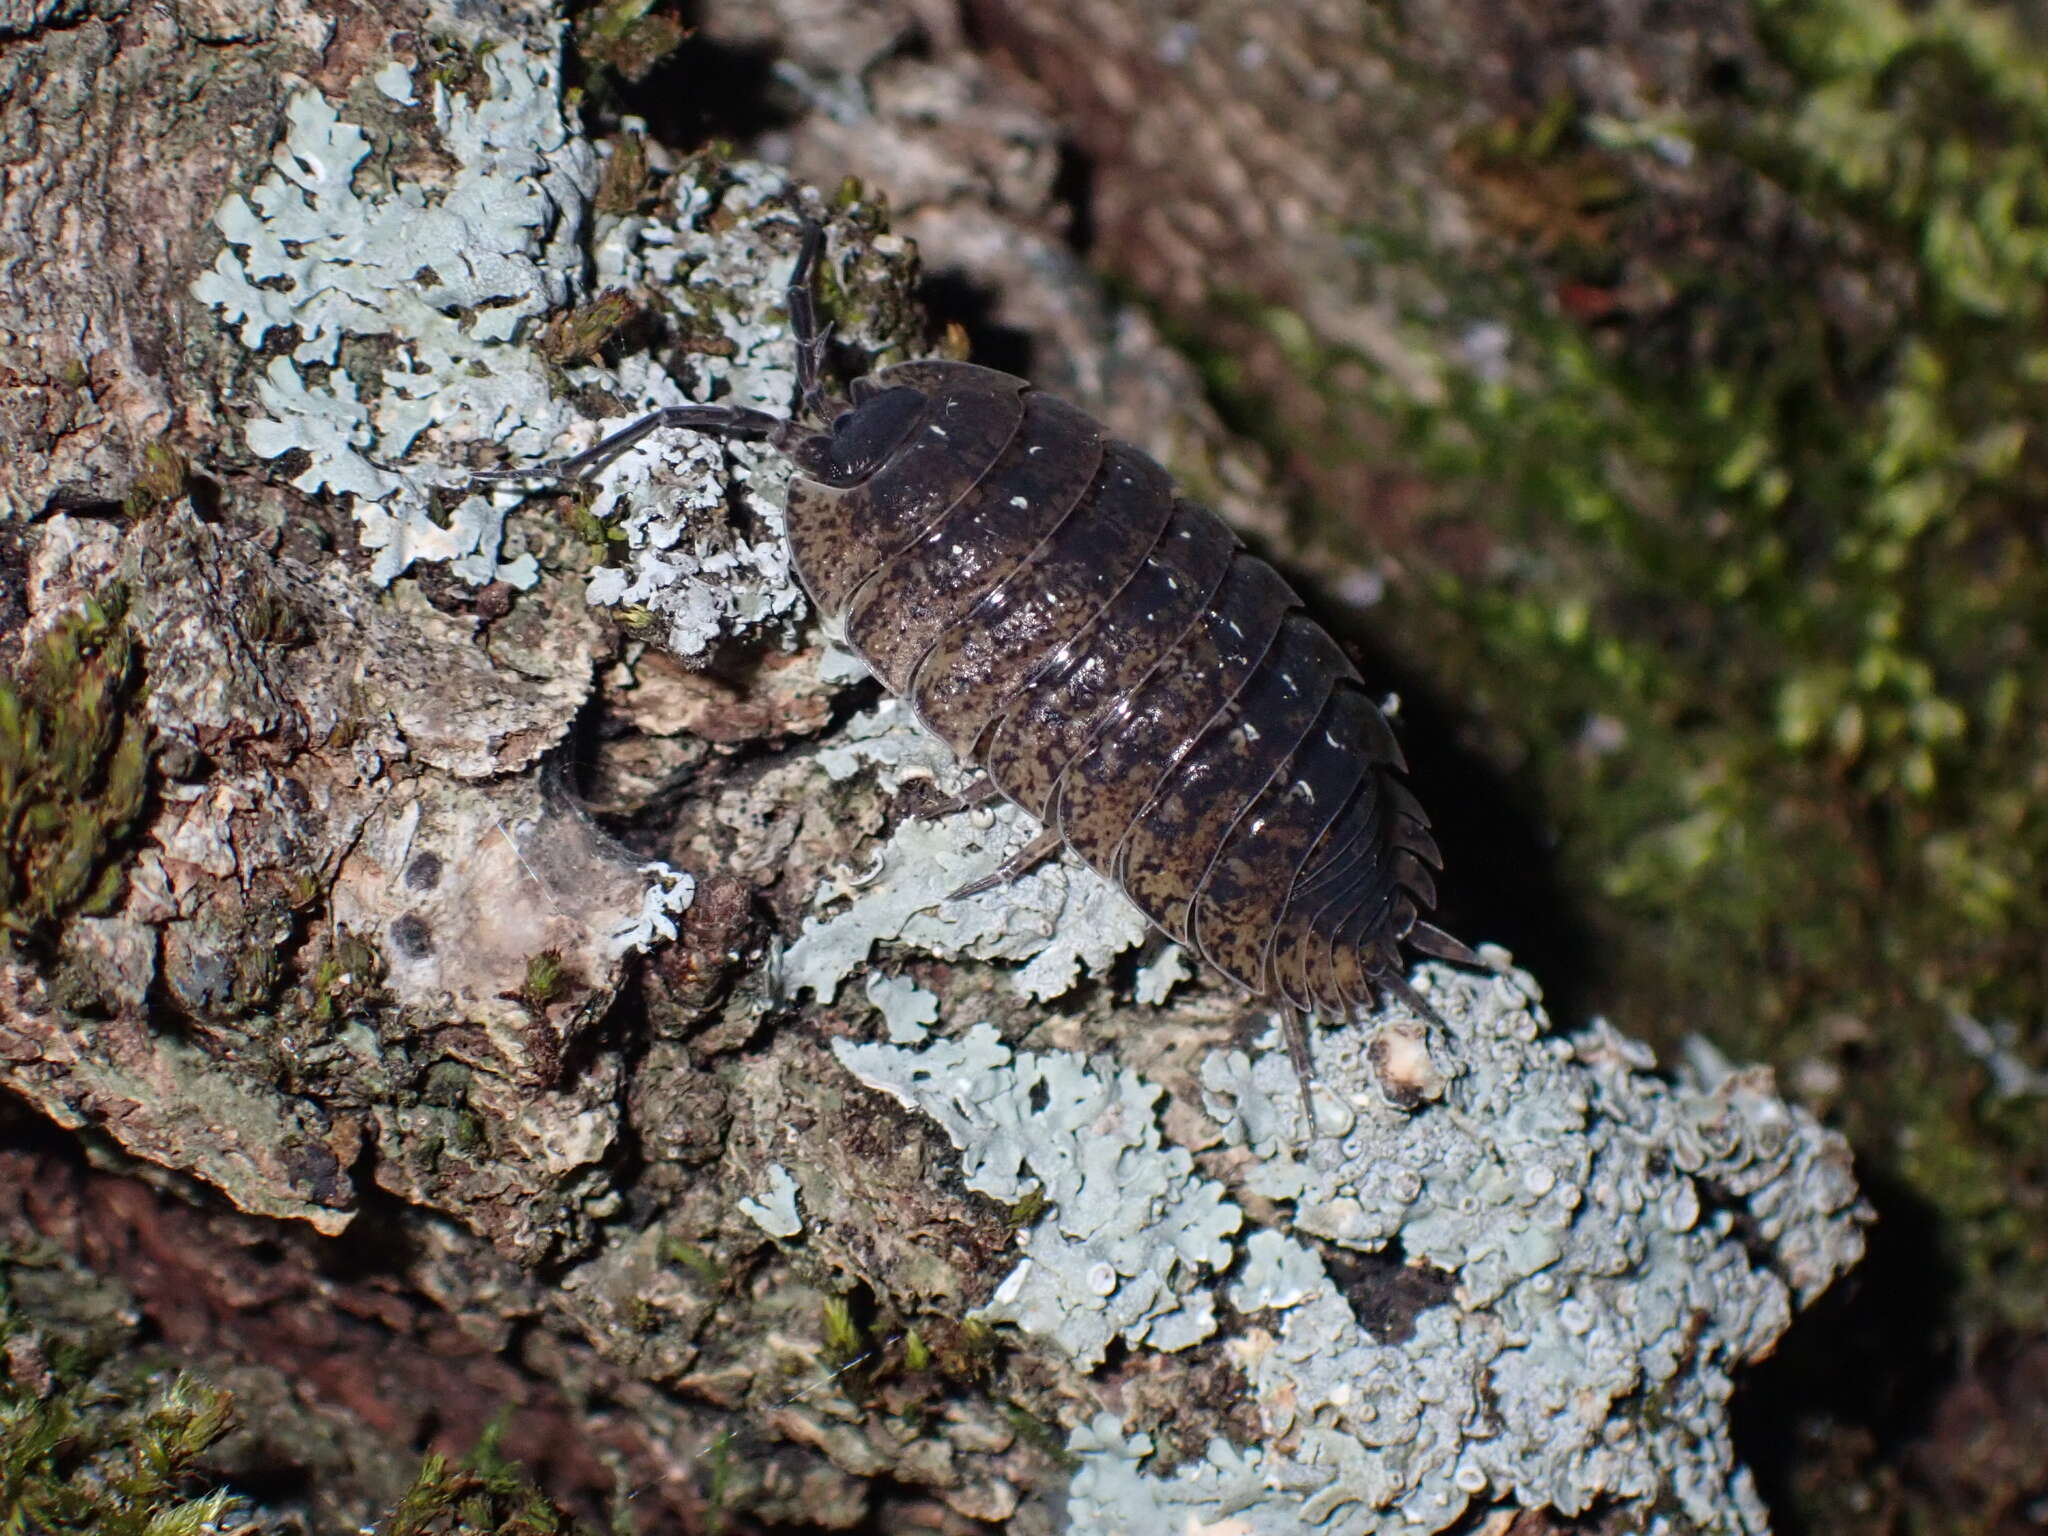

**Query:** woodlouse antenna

left=471, top=400, right=790, bottom=488
left=786, top=217, right=835, bottom=426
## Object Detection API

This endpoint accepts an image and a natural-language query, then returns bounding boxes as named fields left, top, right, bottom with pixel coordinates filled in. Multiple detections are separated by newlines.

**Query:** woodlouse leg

left=946, top=826, right=1061, bottom=901
left=914, top=775, right=1005, bottom=822
left=1381, top=970, right=1447, bottom=1030
left=1277, top=1007, right=1321, bottom=1133
left=471, top=402, right=788, bottom=486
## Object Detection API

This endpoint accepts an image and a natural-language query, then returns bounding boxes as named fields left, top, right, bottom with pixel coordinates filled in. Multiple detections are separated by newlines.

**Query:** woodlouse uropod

left=487, top=218, right=1477, bottom=1122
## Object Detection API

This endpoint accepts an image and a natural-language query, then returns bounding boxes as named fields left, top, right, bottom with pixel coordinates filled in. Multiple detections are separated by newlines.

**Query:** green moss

left=661, top=1237, right=726, bottom=1290
left=533, top=290, right=642, bottom=369
left=1, top=1243, right=598, bottom=1533
left=900, top=1329, right=930, bottom=1373
left=819, top=1295, right=863, bottom=1364
left=383, top=1450, right=582, bottom=1536
left=0, top=595, right=150, bottom=945
left=511, top=948, right=570, bottom=1014
left=303, top=926, right=388, bottom=1025
left=0, top=1276, right=244, bottom=1536
left=120, top=442, right=189, bottom=521
left=1004, top=1188, right=1049, bottom=1229
left=1162, top=0, right=2048, bottom=1347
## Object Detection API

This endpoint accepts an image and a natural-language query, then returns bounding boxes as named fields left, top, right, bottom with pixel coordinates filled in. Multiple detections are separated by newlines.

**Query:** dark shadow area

left=915, top=269, right=1040, bottom=378
left=1314, top=1238, right=1459, bottom=1347
left=1732, top=1163, right=1959, bottom=1536
left=1049, top=140, right=1098, bottom=257
left=567, top=0, right=798, bottom=149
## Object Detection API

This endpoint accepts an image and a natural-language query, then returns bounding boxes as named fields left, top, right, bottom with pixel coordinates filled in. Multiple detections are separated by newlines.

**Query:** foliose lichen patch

left=836, top=958, right=1868, bottom=1535
left=837, top=1024, right=1241, bottom=1368
left=192, top=43, right=595, bottom=588
left=736, top=1162, right=805, bottom=1239
left=780, top=699, right=1153, bottom=1005
left=191, top=46, right=915, bottom=665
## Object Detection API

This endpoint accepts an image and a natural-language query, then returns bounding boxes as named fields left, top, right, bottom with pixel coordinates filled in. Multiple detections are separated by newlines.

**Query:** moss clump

left=302, top=926, right=388, bottom=1025
left=1380, top=0, right=2048, bottom=1337
left=533, top=289, right=645, bottom=369
left=120, top=442, right=189, bottom=521
left=383, top=1451, right=584, bottom=1536
left=0, top=1279, right=245, bottom=1536
left=819, top=1295, right=864, bottom=1365
left=0, top=595, right=150, bottom=945
left=514, top=948, right=569, bottom=1012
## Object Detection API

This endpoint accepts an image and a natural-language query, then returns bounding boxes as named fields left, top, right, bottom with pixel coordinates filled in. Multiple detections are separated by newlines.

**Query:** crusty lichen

left=835, top=954, right=1868, bottom=1534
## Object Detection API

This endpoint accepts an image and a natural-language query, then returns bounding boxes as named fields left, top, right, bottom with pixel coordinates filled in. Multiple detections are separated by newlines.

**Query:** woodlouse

left=489, top=220, right=1475, bottom=1119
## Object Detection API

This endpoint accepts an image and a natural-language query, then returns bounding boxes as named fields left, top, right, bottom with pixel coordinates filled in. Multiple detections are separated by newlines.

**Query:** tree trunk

left=0, top=3, right=1876, bottom=1534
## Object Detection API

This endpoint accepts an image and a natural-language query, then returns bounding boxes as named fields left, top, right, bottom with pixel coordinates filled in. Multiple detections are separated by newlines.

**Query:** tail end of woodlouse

left=1406, top=920, right=1480, bottom=968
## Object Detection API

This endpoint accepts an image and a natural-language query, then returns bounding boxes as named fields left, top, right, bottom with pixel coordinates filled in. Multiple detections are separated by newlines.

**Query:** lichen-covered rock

left=1, top=12, right=1880, bottom=1535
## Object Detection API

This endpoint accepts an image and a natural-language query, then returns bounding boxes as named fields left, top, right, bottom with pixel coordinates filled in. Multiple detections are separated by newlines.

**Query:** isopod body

left=783, top=357, right=1462, bottom=1024
left=496, top=220, right=1471, bottom=1099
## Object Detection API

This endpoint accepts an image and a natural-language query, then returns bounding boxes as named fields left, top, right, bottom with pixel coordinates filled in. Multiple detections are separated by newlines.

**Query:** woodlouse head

left=792, top=384, right=926, bottom=486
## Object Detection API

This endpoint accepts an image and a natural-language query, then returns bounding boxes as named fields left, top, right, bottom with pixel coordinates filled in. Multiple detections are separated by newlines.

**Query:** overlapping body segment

left=843, top=391, right=1104, bottom=693
left=785, top=373, right=1026, bottom=625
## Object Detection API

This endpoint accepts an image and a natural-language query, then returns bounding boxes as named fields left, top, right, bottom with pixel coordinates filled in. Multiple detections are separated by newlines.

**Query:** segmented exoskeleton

left=487, top=220, right=1475, bottom=1121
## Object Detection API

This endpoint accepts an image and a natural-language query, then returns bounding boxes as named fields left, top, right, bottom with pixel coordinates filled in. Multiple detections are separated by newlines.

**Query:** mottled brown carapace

left=490, top=219, right=1473, bottom=1113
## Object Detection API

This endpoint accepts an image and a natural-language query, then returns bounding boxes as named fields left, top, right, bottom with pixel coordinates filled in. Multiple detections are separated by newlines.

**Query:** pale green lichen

left=864, top=971, right=940, bottom=1043
left=193, top=43, right=596, bottom=588
left=781, top=699, right=1152, bottom=1006
left=835, top=956, right=1867, bottom=1535
left=834, top=1025, right=1239, bottom=1368
left=736, top=1164, right=804, bottom=1240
